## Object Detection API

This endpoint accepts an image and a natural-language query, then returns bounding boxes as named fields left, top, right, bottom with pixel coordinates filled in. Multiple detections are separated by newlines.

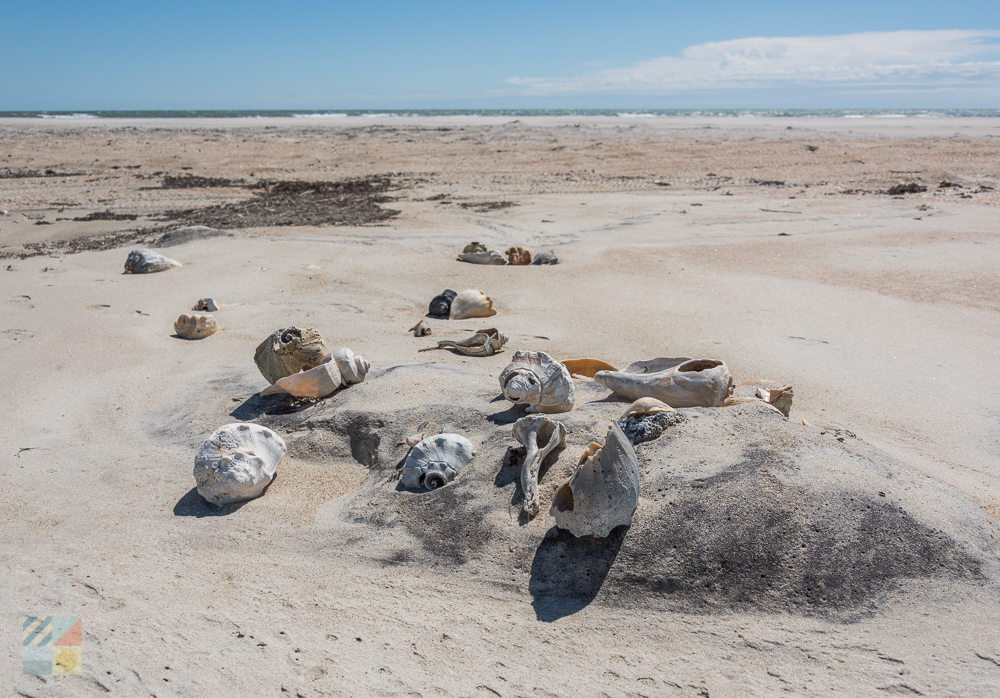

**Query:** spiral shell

left=400, top=433, right=476, bottom=491
left=428, top=289, right=457, bottom=317
left=254, top=327, right=329, bottom=384
left=194, top=423, right=287, bottom=506
left=124, top=249, right=181, bottom=274
left=329, top=347, right=369, bottom=385
left=449, top=289, right=497, bottom=320
left=498, top=350, right=575, bottom=413
left=463, top=242, right=488, bottom=254
left=174, top=313, right=217, bottom=339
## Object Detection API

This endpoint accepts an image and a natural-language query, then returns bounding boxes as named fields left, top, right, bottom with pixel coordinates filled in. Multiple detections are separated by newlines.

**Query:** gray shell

left=457, top=250, right=507, bottom=265
left=193, top=297, right=218, bottom=312
left=430, top=327, right=507, bottom=357
left=254, top=327, right=329, bottom=384
left=531, top=250, right=559, bottom=265
left=594, top=357, right=733, bottom=408
left=512, top=415, right=567, bottom=517
left=400, top=433, right=476, bottom=491
left=124, top=249, right=181, bottom=274
left=498, top=350, right=575, bottom=413
left=194, top=423, right=287, bottom=506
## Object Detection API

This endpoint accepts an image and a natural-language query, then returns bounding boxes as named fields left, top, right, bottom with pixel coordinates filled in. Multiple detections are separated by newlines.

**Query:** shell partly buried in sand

left=531, top=250, right=558, bottom=265
left=499, top=350, right=575, bottom=413
left=458, top=250, right=506, bottom=265
left=449, top=289, right=497, bottom=320
left=193, top=423, right=287, bottom=506
left=174, top=313, right=218, bottom=339
left=550, top=422, right=639, bottom=538
left=400, top=433, right=476, bottom=491
left=254, top=327, right=329, bottom=384
left=594, top=357, right=733, bottom=408
left=505, top=246, right=532, bottom=265
left=620, top=397, right=676, bottom=419
left=428, top=289, right=457, bottom=317
left=260, top=347, right=369, bottom=398
left=192, top=297, right=218, bottom=312
left=512, top=415, right=566, bottom=517
left=123, top=249, right=181, bottom=274
left=462, top=242, right=488, bottom=254
left=427, top=327, right=507, bottom=357
left=561, top=358, right=618, bottom=379
left=409, top=320, right=432, bottom=337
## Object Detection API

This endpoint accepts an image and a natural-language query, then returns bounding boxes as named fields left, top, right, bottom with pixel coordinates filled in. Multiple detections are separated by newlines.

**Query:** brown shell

left=561, top=358, right=618, bottom=378
left=254, top=327, right=329, bottom=384
left=505, top=246, right=532, bottom=265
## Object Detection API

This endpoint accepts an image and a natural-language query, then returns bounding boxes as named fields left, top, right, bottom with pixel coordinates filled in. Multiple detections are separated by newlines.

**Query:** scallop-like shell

left=458, top=250, right=506, bottom=265
left=512, top=415, right=566, bottom=517
left=400, top=433, right=476, bottom=491
left=174, top=313, right=218, bottom=339
left=449, top=289, right=497, bottom=320
left=193, top=423, right=287, bottom=506
left=124, top=249, right=181, bottom=274
left=254, top=327, right=329, bottom=384
left=409, top=320, right=432, bottom=337
left=193, top=297, right=218, bottom=312
left=463, top=242, right=488, bottom=254
left=594, top=357, right=733, bottom=408
left=505, top=246, right=532, bottom=265
left=498, top=350, right=575, bottom=413
left=620, top=397, right=676, bottom=419
left=425, top=327, right=507, bottom=357
left=561, top=358, right=618, bottom=378
left=428, top=289, right=457, bottom=317
left=549, top=422, right=639, bottom=538
left=531, top=251, right=558, bottom=265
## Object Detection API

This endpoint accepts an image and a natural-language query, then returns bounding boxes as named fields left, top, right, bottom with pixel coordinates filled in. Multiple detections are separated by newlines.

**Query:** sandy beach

left=2, top=116, right=999, bottom=696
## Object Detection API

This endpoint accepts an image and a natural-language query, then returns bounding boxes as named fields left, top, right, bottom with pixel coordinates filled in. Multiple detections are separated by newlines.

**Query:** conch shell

left=409, top=320, right=432, bottom=337
left=512, top=415, right=566, bottom=517
left=194, top=423, right=287, bottom=506
left=531, top=251, right=558, bottom=265
left=594, top=357, right=733, bottom=408
left=505, top=246, right=532, bottom=265
left=449, top=289, right=497, bottom=320
left=259, top=347, right=368, bottom=398
left=458, top=250, right=506, bottom=265
left=499, top=350, right=575, bottom=413
left=124, top=249, right=181, bottom=274
left=550, top=422, right=639, bottom=538
left=428, top=289, right=457, bottom=317
left=174, top=313, right=218, bottom=339
left=254, top=327, right=329, bottom=384
left=561, top=358, right=618, bottom=379
left=421, top=327, right=507, bottom=357
left=400, top=433, right=476, bottom=491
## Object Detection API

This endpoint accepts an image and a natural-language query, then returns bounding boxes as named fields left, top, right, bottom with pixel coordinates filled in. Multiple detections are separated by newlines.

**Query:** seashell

left=449, top=289, right=497, bottom=320
left=550, top=422, right=639, bottom=538
left=561, top=358, right=618, bottom=379
left=260, top=361, right=342, bottom=398
left=398, top=421, right=430, bottom=447
left=409, top=320, right=432, bottom=337
left=758, top=384, right=793, bottom=418
left=620, top=397, right=676, bottom=419
left=498, top=350, right=575, bottom=413
left=174, top=313, right=218, bottom=339
left=531, top=250, right=558, bottom=265
left=123, top=249, right=181, bottom=274
left=194, top=423, right=287, bottom=506
left=457, top=249, right=507, bottom=265
left=328, top=347, right=369, bottom=385
left=428, top=289, right=457, bottom=317
left=505, top=246, right=532, bottom=265
left=192, top=297, right=218, bottom=312
left=400, top=433, right=476, bottom=491
left=422, top=327, right=507, bottom=357
left=254, top=327, right=329, bottom=384
left=512, top=415, right=566, bottom=517
left=617, top=410, right=684, bottom=446
left=463, top=241, right=488, bottom=254
left=594, top=357, right=733, bottom=408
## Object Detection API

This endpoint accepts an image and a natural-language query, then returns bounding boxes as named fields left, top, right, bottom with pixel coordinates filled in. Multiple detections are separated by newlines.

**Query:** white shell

left=254, top=327, right=329, bottom=384
left=194, top=423, right=287, bottom=506
left=620, top=397, right=676, bottom=419
left=498, top=350, right=575, bottom=413
left=174, top=313, right=218, bottom=339
left=260, top=347, right=368, bottom=397
left=512, top=415, right=567, bottom=517
left=594, top=357, right=733, bottom=408
left=457, top=250, right=507, bottom=265
left=550, top=422, right=639, bottom=538
left=449, top=289, right=497, bottom=320
left=329, top=347, right=369, bottom=385
left=124, top=249, right=181, bottom=274
left=400, top=433, right=476, bottom=491
left=758, top=384, right=794, bottom=417
left=193, top=298, right=218, bottom=312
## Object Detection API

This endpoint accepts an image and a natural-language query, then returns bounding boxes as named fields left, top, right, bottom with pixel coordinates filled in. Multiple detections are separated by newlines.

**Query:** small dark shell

left=428, top=289, right=458, bottom=317
left=531, top=250, right=558, bottom=265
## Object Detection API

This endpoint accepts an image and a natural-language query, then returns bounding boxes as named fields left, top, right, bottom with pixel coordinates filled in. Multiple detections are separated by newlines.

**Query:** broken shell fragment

left=531, top=251, right=558, bottom=265
left=594, top=357, right=733, bottom=408
left=409, top=320, right=432, bottom=337
left=463, top=241, right=488, bottom=254
left=512, top=415, right=566, bottom=517
left=423, top=327, right=508, bottom=357
left=400, top=433, right=476, bottom=491
left=123, top=249, right=181, bottom=274
left=398, top=421, right=430, bottom=447
left=193, top=297, right=218, bottom=312
left=194, top=423, right=287, bottom=506
left=758, top=384, right=794, bottom=418
left=458, top=249, right=506, bottom=265
left=328, top=347, right=369, bottom=385
left=505, top=246, right=532, bottom=265
left=561, top=358, right=618, bottom=379
left=174, top=313, right=218, bottom=339
left=260, top=362, right=342, bottom=398
left=428, top=289, right=457, bottom=317
left=254, top=327, right=329, bottom=384
left=620, top=397, right=675, bottom=419
left=499, top=350, right=575, bottom=413
left=550, top=422, right=639, bottom=538
left=449, top=289, right=497, bottom=320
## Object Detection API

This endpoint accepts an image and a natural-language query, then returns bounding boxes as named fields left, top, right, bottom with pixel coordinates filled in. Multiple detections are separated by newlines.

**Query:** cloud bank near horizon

left=506, top=30, right=1000, bottom=95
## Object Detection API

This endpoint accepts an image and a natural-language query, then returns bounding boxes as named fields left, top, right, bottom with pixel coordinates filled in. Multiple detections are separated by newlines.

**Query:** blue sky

left=5, top=0, right=1000, bottom=109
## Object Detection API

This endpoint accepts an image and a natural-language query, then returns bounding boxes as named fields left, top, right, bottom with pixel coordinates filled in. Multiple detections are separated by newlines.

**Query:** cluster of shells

left=456, top=241, right=558, bottom=266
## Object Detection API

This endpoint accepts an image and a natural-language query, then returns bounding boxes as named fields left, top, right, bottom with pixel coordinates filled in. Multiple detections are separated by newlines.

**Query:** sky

left=5, top=0, right=1000, bottom=110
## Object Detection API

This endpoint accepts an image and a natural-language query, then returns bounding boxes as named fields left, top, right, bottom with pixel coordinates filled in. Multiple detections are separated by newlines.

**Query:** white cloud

left=507, top=30, right=1000, bottom=94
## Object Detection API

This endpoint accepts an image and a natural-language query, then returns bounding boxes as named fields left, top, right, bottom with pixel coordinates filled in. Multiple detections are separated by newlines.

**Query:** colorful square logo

left=22, top=616, right=82, bottom=675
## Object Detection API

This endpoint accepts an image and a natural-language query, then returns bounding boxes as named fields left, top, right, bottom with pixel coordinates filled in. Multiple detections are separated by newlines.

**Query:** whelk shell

left=254, top=327, right=329, bottom=384
left=123, top=249, right=181, bottom=274
left=421, top=327, right=507, bottom=357
left=174, top=313, right=218, bottom=339
left=498, top=350, right=575, bottom=413
left=505, top=246, right=532, bottom=265
left=594, top=357, right=733, bottom=408
left=428, top=289, right=457, bottom=317
left=194, top=423, right=287, bottom=506
left=259, top=347, right=368, bottom=398
left=400, top=433, right=476, bottom=491
left=512, top=415, right=566, bottom=517
left=449, top=289, right=497, bottom=320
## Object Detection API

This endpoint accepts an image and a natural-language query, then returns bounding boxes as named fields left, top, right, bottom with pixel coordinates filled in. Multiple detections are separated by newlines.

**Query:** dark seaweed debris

left=886, top=182, right=927, bottom=195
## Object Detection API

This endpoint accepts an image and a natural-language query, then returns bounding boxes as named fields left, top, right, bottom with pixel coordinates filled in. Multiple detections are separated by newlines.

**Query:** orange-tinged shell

left=561, top=358, right=618, bottom=378
left=505, top=246, right=532, bottom=265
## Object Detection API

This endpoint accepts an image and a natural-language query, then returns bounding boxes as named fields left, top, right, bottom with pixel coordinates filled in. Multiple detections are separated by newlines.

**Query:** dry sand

left=1, top=116, right=999, bottom=696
